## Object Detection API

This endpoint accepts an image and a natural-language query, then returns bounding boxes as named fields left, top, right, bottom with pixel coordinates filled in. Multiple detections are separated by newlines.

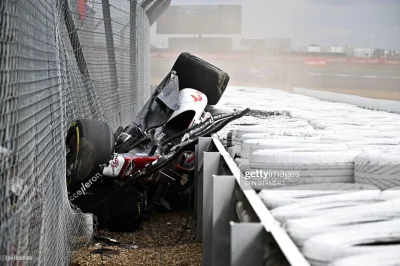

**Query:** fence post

left=102, top=0, right=121, bottom=124
left=148, top=0, right=171, bottom=26
left=62, top=0, right=101, bottom=118
left=145, top=0, right=163, bottom=17
left=141, top=0, right=154, bottom=10
left=130, top=0, right=139, bottom=114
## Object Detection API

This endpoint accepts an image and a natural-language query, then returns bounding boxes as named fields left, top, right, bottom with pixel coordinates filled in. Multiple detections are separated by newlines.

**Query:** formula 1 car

left=66, top=53, right=250, bottom=231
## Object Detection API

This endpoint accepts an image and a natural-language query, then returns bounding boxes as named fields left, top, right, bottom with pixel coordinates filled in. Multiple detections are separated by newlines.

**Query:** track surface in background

left=295, top=87, right=400, bottom=101
left=151, top=58, right=400, bottom=101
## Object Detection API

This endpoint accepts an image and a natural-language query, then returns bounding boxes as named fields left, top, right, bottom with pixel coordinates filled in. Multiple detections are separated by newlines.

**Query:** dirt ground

left=71, top=212, right=201, bottom=266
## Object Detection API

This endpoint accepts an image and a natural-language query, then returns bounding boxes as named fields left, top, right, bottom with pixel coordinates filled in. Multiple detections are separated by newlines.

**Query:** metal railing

left=195, top=136, right=310, bottom=266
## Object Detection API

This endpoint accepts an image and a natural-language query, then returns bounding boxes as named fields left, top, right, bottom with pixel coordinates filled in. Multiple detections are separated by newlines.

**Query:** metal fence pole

left=145, top=0, right=164, bottom=17
left=141, top=0, right=154, bottom=10
left=130, top=0, right=138, bottom=113
left=148, top=0, right=171, bottom=26
left=102, top=0, right=121, bottom=123
left=62, top=0, right=100, bottom=117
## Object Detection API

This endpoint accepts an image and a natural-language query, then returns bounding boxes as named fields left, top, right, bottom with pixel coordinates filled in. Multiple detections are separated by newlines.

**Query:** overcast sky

left=152, top=0, right=400, bottom=49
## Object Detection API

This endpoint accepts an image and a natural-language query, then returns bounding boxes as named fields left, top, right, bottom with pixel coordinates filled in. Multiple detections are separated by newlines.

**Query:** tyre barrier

left=285, top=199, right=400, bottom=249
left=258, top=183, right=378, bottom=210
left=302, top=219, right=400, bottom=266
left=247, top=151, right=358, bottom=189
left=225, top=86, right=400, bottom=266
left=329, top=250, right=400, bottom=266
left=241, top=139, right=348, bottom=159
left=355, top=151, right=400, bottom=189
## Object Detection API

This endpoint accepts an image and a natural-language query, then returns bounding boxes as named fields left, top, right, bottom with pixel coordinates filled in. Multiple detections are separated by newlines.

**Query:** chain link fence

left=0, top=0, right=151, bottom=264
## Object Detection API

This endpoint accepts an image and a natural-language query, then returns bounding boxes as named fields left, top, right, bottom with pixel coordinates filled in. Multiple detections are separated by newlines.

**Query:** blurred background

left=150, top=0, right=400, bottom=100
left=0, top=0, right=399, bottom=264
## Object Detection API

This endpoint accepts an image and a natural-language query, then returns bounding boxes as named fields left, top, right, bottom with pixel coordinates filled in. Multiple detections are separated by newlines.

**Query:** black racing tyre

left=66, top=119, right=114, bottom=185
left=102, top=185, right=147, bottom=232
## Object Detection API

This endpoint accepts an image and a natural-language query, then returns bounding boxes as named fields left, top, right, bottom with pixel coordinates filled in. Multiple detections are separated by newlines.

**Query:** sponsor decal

left=69, top=172, right=103, bottom=201
left=191, top=93, right=203, bottom=102
left=109, top=156, right=120, bottom=176
left=102, top=155, right=125, bottom=177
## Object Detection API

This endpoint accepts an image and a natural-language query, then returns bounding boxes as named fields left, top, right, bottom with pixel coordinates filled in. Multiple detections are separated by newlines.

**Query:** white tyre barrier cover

left=309, top=119, right=365, bottom=128
left=355, top=151, right=400, bottom=189
left=247, top=151, right=358, bottom=188
left=343, top=139, right=400, bottom=145
left=313, top=123, right=372, bottom=130
left=370, top=125, right=400, bottom=131
left=233, top=137, right=328, bottom=156
left=294, top=114, right=347, bottom=122
left=379, top=186, right=400, bottom=200
left=241, top=133, right=321, bottom=143
left=241, top=139, right=348, bottom=159
left=319, top=134, right=384, bottom=141
left=318, top=129, right=381, bottom=135
left=329, top=251, right=400, bottom=266
left=267, top=119, right=310, bottom=127
left=250, top=151, right=358, bottom=170
left=258, top=183, right=378, bottom=209
left=241, top=148, right=350, bottom=179
left=230, top=133, right=321, bottom=147
left=285, top=198, right=400, bottom=249
left=272, top=200, right=375, bottom=223
left=268, top=188, right=380, bottom=214
left=302, top=219, right=400, bottom=266
left=347, top=145, right=400, bottom=152
left=231, top=126, right=315, bottom=141
left=338, top=138, right=400, bottom=151
left=322, top=129, right=399, bottom=140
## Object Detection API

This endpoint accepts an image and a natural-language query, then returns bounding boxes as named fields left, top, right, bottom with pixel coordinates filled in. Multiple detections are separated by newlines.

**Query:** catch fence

left=0, top=0, right=157, bottom=264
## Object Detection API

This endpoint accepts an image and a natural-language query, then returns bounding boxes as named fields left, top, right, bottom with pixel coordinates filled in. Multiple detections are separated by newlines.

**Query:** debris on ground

left=71, top=213, right=201, bottom=266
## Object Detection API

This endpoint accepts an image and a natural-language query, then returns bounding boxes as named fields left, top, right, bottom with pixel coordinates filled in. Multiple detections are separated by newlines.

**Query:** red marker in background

left=78, top=0, right=86, bottom=22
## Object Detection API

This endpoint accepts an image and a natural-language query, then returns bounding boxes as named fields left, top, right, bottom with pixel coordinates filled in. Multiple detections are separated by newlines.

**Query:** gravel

left=71, top=212, right=201, bottom=266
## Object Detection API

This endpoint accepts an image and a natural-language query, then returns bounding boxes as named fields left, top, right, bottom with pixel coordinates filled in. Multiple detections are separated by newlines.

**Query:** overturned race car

left=66, top=53, right=250, bottom=231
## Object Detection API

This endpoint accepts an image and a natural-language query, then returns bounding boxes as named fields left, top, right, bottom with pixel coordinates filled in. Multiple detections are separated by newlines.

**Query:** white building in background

left=344, top=47, right=355, bottom=57
left=150, top=0, right=294, bottom=51
left=150, top=0, right=398, bottom=55
left=307, top=45, right=346, bottom=53
left=330, top=46, right=344, bottom=53
left=308, top=45, right=321, bottom=52
left=353, top=48, right=374, bottom=58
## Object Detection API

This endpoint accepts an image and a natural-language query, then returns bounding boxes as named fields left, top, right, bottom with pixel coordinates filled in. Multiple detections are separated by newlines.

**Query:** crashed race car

left=66, top=53, right=250, bottom=231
